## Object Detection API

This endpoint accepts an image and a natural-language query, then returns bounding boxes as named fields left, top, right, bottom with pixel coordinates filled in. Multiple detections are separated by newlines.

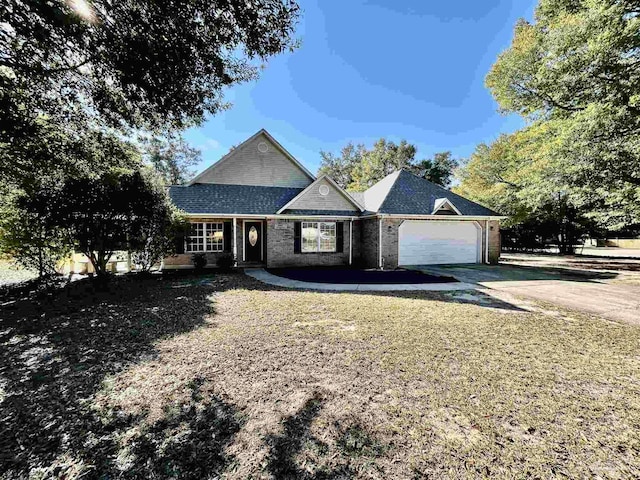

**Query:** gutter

left=358, top=213, right=508, bottom=221
left=184, top=212, right=507, bottom=221
left=184, top=213, right=362, bottom=220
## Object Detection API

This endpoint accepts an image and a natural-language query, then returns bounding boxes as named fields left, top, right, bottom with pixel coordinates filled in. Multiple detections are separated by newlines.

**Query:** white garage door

left=398, top=221, right=480, bottom=265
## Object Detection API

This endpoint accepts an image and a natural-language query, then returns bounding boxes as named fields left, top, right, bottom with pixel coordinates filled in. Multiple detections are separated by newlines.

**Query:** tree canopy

left=319, top=139, right=458, bottom=191
left=141, top=134, right=202, bottom=186
left=478, top=0, right=640, bottom=232
left=1, top=0, right=300, bottom=131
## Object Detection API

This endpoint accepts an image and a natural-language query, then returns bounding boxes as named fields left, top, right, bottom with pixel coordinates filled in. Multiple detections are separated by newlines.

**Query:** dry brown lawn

left=1, top=272, right=640, bottom=479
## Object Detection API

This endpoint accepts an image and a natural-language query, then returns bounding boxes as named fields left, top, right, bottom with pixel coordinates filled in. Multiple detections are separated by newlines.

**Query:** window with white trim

left=186, top=222, right=224, bottom=252
left=301, top=222, right=336, bottom=253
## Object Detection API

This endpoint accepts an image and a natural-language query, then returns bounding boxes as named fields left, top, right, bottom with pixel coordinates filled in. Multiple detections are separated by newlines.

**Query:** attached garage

left=398, top=220, right=482, bottom=266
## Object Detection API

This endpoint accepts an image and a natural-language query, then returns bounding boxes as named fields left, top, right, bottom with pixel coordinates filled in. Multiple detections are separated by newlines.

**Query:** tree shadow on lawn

left=0, top=271, right=519, bottom=477
left=266, top=391, right=385, bottom=480
left=0, top=273, right=250, bottom=478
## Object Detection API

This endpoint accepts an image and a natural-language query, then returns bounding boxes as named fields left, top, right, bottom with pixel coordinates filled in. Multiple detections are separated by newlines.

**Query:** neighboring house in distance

left=165, top=129, right=504, bottom=269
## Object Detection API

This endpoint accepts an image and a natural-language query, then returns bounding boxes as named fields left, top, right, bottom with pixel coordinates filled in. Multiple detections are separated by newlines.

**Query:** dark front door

left=244, top=221, right=262, bottom=262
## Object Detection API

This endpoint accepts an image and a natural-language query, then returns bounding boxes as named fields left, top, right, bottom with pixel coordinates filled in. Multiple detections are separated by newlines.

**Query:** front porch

left=163, top=217, right=269, bottom=269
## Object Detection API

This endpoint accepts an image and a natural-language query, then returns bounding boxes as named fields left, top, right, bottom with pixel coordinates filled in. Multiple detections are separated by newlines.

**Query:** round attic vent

left=319, top=184, right=330, bottom=196
left=257, top=142, right=269, bottom=153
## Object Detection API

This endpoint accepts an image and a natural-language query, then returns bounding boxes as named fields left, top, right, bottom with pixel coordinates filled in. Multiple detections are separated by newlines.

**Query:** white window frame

left=186, top=222, right=224, bottom=253
left=301, top=221, right=336, bottom=253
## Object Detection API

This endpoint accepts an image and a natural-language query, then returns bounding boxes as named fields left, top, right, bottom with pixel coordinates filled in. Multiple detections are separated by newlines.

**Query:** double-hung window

left=186, top=222, right=224, bottom=252
left=301, top=222, right=336, bottom=253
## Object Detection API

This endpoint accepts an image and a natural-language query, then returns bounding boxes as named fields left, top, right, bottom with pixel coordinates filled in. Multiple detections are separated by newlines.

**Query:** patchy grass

left=1, top=274, right=640, bottom=479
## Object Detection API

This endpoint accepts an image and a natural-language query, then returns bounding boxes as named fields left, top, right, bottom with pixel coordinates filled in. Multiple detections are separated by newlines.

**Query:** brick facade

left=359, top=218, right=379, bottom=268
left=265, top=218, right=357, bottom=268
left=163, top=216, right=500, bottom=269
left=487, top=220, right=500, bottom=264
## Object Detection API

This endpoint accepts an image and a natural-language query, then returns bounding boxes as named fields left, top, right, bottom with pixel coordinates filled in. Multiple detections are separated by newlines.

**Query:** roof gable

left=189, top=129, right=315, bottom=188
left=278, top=175, right=364, bottom=214
left=432, top=198, right=461, bottom=215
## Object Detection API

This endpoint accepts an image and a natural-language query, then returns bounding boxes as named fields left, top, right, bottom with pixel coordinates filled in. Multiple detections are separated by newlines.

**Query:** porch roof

left=168, top=183, right=303, bottom=215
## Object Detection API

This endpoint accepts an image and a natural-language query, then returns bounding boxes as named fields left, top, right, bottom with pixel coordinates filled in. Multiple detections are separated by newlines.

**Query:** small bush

left=216, top=253, right=234, bottom=271
left=191, top=253, right=207, bottom=270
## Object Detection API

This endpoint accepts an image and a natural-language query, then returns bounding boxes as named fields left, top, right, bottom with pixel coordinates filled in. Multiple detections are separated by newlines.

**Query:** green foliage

left=129, top=170, right=190, bottom=272
left=455, top=125, right=598, bottom=253
left=216, top=253, right=235, bottom=272
left=192, top=253, right=207, bottom=270
left=0, top=190, right=70, bottom=278
left=1, top=0, right=301, bottom=132
left=410, top=151, right=458, bottom=188
left=23, top=169, right=178, bottom=277
left=484, top=0, right=640, bottom=233
left=349, top=139, right=417, bottom=191
left=318, top=143, right=364, bottom=190
left=318, top=139, right=457, bottom=190
left=141, top=134, right=202, bottom=186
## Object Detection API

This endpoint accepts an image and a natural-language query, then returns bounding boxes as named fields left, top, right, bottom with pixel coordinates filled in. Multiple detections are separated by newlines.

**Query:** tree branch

left=516, top=82, right=585, bottom=113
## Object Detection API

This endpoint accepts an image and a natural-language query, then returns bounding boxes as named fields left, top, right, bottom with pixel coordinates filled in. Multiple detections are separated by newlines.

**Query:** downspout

left=349, top=219, right=353, bottom=265
left=485, top=219, right=490, bottom=264
left=379, top=216, right=383, bottom=270
left=232, top=217, right=237, bottom=266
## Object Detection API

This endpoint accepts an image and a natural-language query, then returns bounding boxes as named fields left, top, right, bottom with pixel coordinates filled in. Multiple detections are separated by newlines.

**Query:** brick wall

left=380, top=218, right=404, bottom=269
left=487, top=220, right=500, bottom=264
left=266, top=218, right=353, bottom=268
left=359, top=218, right=379, bottom=268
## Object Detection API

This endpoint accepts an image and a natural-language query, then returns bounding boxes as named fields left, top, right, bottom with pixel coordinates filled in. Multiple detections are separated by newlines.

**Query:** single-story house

left=165, top=129, right=504, bottom=269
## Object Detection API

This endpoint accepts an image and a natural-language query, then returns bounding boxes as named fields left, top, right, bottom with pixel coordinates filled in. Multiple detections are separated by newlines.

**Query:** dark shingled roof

left=377, top=170, right=500, bottom=216
left=168, top=183, right=303, bottom=214
left=283, top=209, right=359, bottom=216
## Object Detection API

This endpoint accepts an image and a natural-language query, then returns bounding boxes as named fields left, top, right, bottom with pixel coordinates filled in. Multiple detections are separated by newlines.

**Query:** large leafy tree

left=455, top=125, right=598, bottom=253
left=485, top=0, right=640, bottom=230
left=318, top=143, right=364, bottom=190
left=26, top=169, right=183, bottom=277
left=1, top=0, right=300, bottom=191
left=410, top=151, right=458, bottom=188
left=1, top=0, right=300, bottom=131
left=319, top=139, right=457, bottom=191
left=349, top=139, right=417, bottom=191
left=141, top=134, right=202, bottom=186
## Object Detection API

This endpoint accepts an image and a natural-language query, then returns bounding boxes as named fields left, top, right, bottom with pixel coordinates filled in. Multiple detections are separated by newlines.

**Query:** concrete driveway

left=407, top=257, right=640, bottom=325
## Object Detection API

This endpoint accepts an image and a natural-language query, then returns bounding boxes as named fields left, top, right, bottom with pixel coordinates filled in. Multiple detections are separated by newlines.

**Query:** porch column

left=349, top=219, right=353, bottom=265
left=233, top=217, right=238, bottom=264
left=378, top=216, right=383, bottom=270
left=485, top=219, right=490, bottom=264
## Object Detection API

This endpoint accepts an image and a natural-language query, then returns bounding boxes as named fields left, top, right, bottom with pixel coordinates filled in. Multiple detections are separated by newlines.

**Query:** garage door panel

left=398, top=221, right=480, bottom=265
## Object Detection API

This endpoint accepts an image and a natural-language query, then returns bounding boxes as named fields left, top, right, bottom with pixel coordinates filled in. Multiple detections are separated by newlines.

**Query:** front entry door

left=244, top=221, right=262, bottom=262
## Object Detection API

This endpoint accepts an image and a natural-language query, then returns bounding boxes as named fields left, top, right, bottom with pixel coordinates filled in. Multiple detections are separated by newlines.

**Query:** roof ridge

left=181, top=182, right=304, bottom=190
left=375, top=170, right=403, bottom=213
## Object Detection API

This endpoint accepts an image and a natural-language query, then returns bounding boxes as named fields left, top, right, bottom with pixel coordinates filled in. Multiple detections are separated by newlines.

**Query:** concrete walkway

left=244, top=268, right=474, bottom=292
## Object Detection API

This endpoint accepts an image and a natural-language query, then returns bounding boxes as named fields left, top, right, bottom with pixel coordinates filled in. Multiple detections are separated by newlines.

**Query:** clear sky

left=185, top=0, right=537, bottom=175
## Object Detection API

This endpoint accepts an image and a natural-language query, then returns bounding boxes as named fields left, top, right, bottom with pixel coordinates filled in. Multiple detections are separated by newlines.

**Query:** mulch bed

left=266, top=267, right=457, bottom=284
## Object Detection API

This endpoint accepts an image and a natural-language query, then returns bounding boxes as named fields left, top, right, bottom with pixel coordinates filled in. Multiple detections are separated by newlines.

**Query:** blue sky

left=185, top=0, right=537, bottom=175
